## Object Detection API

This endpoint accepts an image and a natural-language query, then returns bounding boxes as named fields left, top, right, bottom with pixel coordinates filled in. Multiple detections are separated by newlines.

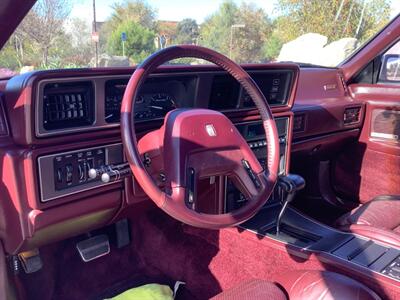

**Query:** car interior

left=1, top=1, right=400, bottom=299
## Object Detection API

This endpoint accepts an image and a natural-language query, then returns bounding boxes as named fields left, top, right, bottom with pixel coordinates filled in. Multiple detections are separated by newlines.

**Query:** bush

left=107, top=20, right=156, bottom=64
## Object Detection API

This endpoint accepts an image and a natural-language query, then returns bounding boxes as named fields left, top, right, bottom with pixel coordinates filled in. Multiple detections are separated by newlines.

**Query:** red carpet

left=18, top=208, right=398, bottom=299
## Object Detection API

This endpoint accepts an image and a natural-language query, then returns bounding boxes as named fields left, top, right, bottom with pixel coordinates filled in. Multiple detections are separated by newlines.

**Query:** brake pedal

left=18, top=249, right=42, bottom=274
left=76, top=234, right=110, bottom=262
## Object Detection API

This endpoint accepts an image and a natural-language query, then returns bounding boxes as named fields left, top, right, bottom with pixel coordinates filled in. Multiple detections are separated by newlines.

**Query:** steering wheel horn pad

left=121, top=45, right=280, bottom=229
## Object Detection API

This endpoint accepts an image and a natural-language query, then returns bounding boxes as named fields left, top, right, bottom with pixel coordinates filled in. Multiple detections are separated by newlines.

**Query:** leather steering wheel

left=121, top=45, right=279, bottom=229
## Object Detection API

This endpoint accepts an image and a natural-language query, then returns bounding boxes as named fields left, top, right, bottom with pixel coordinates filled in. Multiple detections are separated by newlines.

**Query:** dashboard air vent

left=343, top=106, right=361, bottom=125
left=43, top=81, right=94, bottom=130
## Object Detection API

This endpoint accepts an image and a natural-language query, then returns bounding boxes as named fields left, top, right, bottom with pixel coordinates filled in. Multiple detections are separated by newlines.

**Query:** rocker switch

left=65, top=164, right=73, bottom=183
left=56, top=168, right=63, bottom=183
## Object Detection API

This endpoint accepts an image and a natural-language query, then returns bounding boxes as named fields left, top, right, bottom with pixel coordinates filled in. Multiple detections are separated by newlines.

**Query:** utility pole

left=93, top=0, right=99, bottom=67
left=229, top=24, right=245, bottom=60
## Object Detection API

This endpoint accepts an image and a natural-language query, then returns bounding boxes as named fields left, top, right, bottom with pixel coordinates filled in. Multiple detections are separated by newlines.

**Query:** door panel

left=334, top=84, right=400, bottom=204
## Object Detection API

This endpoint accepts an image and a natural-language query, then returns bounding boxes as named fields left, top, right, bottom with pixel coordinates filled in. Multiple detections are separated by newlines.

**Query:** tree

left=107, top=20, right=155, bottom=64
left=100, top=0, right=157, bottom=53
left=175, top=19, right=199, bottom=45
left=274, top=0, right=391, bottom=44
left=108, top=0, right=157, bottom=30
left=0, top=39, right=25, bottom=71
left=61, top=18, right=94, bottom=67
left=233, top=3, right=271, bottom=62
left=17, top=0, right=71, bottom=67
left=263, top=33, right=283, bottom=61
left=199, top=1, right=237, bottom=55
left=199, top=1, right=271, bottom=63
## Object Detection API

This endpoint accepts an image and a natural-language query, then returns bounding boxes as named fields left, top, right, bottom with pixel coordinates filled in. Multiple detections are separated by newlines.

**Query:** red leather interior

left=336, top=196, right=400, bottom=247
left=212, top=271, right=381, bottom=300
left=0, top=64, right=297, bottom=254
left=0, top=242, right=11, bottom=300
left=210, top=279, right=287, bottom=300
left=276, top=270, right=381, bottom=300
left=334, top=84, right=400, bottom=204
left=121, top=45, right=280, bottom=229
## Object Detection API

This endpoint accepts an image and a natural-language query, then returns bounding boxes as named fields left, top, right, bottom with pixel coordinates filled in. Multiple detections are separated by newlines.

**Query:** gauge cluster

left=133, top=93, right=177, bottom=120
left=104, top=77, right=195, bottom=123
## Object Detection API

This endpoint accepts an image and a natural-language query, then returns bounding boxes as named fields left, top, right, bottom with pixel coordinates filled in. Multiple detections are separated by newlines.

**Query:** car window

left=0, top=0, right=399, bottom=79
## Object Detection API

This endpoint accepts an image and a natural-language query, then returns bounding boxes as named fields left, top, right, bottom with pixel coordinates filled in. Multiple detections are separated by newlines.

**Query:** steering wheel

left=121, top=45, right=279, bottom=229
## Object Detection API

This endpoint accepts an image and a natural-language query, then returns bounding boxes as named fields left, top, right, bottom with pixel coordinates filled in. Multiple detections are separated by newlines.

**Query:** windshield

left=0, top=0, right=399, bottom=78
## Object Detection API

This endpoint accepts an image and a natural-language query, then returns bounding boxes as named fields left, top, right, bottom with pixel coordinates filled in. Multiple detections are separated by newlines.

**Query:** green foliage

left=263, top=33, right=283, bottom=61
left=199, top=1, right=271, bottom=63
left=100, top=0, right=157, bottom=52
left=0, top=39, right=23, bottom=70
left=17, top=0, right=72, bottom=67
left=200, top=1, right=237, bottom=55
left=109, top=0, right=157, bottom=30
left=175, top=19, right=199, bottom=45
left=107, top=20, right=155, bottom=64
left=274, top=0, right=391, bottom=44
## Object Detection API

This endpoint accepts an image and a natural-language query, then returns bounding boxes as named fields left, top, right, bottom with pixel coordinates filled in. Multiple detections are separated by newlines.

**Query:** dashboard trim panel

left=34, top=69, right=296, bottom=137
left=37, top=143, right=124, bottom=202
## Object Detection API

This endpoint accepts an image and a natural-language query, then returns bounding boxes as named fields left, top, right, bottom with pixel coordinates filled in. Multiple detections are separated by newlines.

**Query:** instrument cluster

left=105, top=79, right=178, bottom=123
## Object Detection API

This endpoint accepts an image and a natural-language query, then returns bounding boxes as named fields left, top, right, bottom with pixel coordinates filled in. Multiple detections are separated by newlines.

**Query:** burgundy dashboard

left=0, top=63, right=364, bottom=254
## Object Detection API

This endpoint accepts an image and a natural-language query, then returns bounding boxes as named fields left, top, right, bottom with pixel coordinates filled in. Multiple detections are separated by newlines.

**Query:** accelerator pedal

left=76, top=234, right=110, bottom=262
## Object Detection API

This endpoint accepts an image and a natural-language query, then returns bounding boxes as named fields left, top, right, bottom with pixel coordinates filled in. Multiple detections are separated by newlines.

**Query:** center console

left=241, top=203, right=400, bottom=285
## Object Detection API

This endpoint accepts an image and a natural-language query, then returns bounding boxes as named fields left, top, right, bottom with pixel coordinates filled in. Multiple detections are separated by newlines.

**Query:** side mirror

left=379, top=54, right=400, bottom=82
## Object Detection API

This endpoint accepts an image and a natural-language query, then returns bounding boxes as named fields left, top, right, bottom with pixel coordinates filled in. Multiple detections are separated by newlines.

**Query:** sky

left=70, top=0, right=400, bottom=25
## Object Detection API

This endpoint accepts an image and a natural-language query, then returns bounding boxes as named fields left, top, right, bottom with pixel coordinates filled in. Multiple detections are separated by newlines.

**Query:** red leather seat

left=336, top=195, right=400, bottom=247
left=211, top=271, right=380, bottom=300
left=210, top=279, right=287, bottom=300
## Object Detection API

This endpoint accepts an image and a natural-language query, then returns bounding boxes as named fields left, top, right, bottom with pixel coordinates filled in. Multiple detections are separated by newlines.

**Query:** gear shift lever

left=276, top=174, right=305, bottom=235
